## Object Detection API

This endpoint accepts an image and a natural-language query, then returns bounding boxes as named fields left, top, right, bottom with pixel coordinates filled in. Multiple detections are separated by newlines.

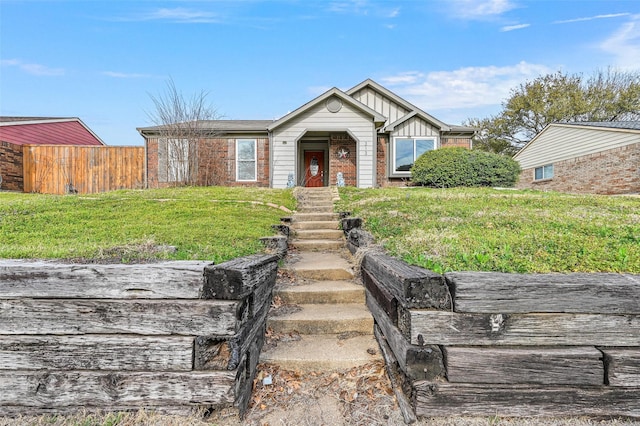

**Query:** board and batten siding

left=516, top=124, right=640, bottom=170
left=271, top=100, right=377, bottom=188
left=350, top=87, right=410, bottom=126
left=392, top=116, right=440, bottom=138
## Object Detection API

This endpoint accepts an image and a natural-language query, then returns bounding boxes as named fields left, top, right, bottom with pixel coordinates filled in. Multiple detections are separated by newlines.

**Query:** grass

left=0, top=187, right=295, bottom=264
left=336, top=187, right=640, bottom=273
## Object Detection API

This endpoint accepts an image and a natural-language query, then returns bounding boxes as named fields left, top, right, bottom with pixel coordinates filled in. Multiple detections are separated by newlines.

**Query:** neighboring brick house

left=514, top=122, right=640, bottom=195
left=138, top=79, right=475, bottom=188
left=0, top=117, right=105, bottom=191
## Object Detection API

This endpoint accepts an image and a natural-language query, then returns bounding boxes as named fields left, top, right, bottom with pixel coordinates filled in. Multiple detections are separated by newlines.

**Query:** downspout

left=268, top=130, right=273, bottom=188
left=138, top=129, right=149, bottom=189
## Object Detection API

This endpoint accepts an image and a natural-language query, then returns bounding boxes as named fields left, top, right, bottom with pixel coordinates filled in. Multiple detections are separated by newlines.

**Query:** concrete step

left=283, top=252, right=353, bottom=279
left=297, top=205, right=334, bottom=213
left=291, top=239, right=346, bottom=252
left=259, top=334, right=381, bottom=372
left=295, top=229, right=344, bottom=240
left=293, top=212, right=340, bottom=222
left=267, top=303, right=374, bottom=335
left=275, top=280, right=365, bottom=305
left=291, top=221, right=340, bottom=230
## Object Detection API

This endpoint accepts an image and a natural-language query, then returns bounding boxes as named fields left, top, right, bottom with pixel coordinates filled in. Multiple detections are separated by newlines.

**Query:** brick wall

left=441, top=137, right=472, bottom=149
left=376, top=135, right=388, bottom=187
left=146, top=137, right=270, bottom=188
left=0, top=141, right=24, bottom=191
left=516, top=143, right=640, bottom=194
left=329, top=133, right=357, bottom=186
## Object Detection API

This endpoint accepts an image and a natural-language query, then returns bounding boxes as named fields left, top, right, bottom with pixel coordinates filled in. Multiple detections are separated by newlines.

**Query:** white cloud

left=501, top=23, right=529, bottom=32
left=379, top=61, right=552, bottom=111
left=448, top=0, right=517, bottom=20
left=599, top=14, right=640, bottom=70
left=133, top=8, right=221, bottom=23
left=554, top=13, right=630, bottom=24
left=387, top=8, right=400, bottom=18
left=327, top=0, right=369, bottom=15
left=1, top=59, right=64, bottom=76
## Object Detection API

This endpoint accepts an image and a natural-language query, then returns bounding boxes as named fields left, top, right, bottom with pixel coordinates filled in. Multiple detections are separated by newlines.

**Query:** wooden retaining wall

left=23, top=145, right=144, bottom=194
left=344, top=221, right=640, bottom=420
left=0, top=255, right=278, bottom=416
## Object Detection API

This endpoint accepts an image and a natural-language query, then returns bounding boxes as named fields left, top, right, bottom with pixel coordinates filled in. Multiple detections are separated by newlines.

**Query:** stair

left=261, top=187, right=381, bottom=372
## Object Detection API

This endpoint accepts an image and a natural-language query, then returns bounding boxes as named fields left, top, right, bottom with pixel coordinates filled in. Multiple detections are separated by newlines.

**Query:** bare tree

left=147, top=78, right=220, bottom=186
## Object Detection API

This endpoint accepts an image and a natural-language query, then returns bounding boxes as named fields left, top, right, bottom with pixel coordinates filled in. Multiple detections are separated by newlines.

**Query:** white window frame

left=534, top=164, right=554, bottom=181
left=236, top=139, right=257, bottom=182
left=391, top=136, right=438, bottom=177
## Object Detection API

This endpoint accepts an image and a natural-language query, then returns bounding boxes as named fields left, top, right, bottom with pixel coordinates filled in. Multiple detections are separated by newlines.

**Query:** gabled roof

left=267, top=87, right=387, bottom=131
left=346, top=79, right=451, bottom=132
left=569, top=121, right=640, bottom=131
left=0, top=117, right=105, bottom=146
left=514, top=121, right=640, bottom=161
left=138, top=120, right=273, bottom=135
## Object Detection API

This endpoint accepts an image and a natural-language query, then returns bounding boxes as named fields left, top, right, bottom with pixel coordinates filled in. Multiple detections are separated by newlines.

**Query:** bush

left=411, top=147, right=521, bottom=188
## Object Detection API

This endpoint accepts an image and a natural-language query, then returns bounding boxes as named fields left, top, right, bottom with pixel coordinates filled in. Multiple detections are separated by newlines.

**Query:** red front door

left=304, top=151, right=324, bottom=187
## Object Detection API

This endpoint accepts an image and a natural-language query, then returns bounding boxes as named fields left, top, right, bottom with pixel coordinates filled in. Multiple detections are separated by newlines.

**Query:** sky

left=1, top=0, right=639, bottom=146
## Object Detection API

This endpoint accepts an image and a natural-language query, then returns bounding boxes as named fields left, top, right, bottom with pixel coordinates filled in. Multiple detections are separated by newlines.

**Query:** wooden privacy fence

left=343, top=219, right=640, bottom=421
left=0, top=255, right=279, bottom=416
left=23, top=145, right=145, bottom=194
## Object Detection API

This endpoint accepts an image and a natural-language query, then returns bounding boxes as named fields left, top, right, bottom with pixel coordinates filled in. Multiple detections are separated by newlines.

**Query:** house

left=514, top=121, right=640, bottom=195
left=0, top=117, right=105, bottom=191
left=138, top=79, right=475, bottom=188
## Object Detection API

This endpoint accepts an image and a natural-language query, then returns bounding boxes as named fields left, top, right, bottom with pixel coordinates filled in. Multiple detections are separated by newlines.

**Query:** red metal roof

left=0, top=118, right=105, bottom=146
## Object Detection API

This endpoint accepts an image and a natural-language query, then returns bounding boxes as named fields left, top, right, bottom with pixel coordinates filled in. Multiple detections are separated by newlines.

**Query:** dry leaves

left=246, top=361, right=398, bottom=425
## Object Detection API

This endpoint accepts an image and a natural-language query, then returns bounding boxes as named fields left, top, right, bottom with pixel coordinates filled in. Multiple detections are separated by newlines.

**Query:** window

left=236, top=139, right=257, bottom=181
left=167, top=139, right=190, bottom=182
left=534, top=164, right=554, bottom=181
left=392, top=137, right=436, bottom=175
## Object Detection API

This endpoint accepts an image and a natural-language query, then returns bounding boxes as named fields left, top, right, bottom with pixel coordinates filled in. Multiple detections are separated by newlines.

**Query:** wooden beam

left=446, top=272, right=640, bottom=314
left=0, top=261, right=209, bottom=299
left=0, top=371, right=236, bottom=411
left=408, top=311, right=640, bottom=346
left=366, top=291, right=444, bottom=381
left=195, top=291, right=272, bottom=371
left=602, top=347, right=640, bottom=387
left=374, top=324, right=418, bottom=424
left=362, top=252, right=451, bottom=310
left=0, top=299, right=240, bottom=336
left=203, top=254, right=279, bottom=300
left=414, top=382, right=640, bottom=418
left=444, top=346, right=604, bottom=385
left=0, top=335, right=194, bottom=371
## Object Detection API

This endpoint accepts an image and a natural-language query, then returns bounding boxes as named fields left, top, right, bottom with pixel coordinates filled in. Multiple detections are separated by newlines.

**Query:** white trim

left=390, top=136, right=438, bottom=177
left=236, top=138, right=258, bottom=182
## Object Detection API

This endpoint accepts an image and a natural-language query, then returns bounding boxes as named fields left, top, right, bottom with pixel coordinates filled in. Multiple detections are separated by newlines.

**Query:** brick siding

left=0, top=141, right=24, bottom=191
left=329, top=133, right=357, bottom=186
left=441, top=137, right=473, bottom=149
left=516, top=143, right=640, bottom=194
left=146, top=137, right=269, bottom=188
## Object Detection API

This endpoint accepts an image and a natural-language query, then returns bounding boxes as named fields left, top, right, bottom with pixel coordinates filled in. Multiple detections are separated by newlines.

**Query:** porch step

left=297, top=205, right=334, bottom=213
left=291, top=239, right=345, bottom=252
left=283, top=252, right=353, bottom=280
left=291, top=220, right=339, bottom=230
left=260, top=334, right=381, bottom=372
left=275, top=280, right=365, bottom=305
left=293, top=213, right=340, bottom=222
left=294, top=229, right=344, bottom=240
left=267, top=303, right=374, bottom=335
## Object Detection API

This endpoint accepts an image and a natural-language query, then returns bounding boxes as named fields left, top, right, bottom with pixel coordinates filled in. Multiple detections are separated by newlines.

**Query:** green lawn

left=0, top=187, right=295, bottom=264
left=336, top=187, right=640, bottom=273
left=2, top=186, right=639, bottom=273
